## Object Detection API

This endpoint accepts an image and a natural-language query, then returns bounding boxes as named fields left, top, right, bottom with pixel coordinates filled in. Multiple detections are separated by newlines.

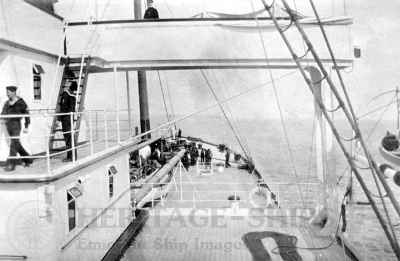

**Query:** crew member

left=200, top=148, right=205, bottom=163
left=144, top=0, right=159, bottom=19
left=1, top=86, right=32, bottom=171
left=225, top=149, right=231, bottom=168
left=58, top=81, right=77, bottom=162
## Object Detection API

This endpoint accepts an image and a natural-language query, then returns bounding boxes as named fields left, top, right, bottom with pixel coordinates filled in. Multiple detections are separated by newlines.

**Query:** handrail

left=0, top=255, right=27, bottom=260
left=0, top=109, right=136, bottom=118
left=0, top=109, right=174, bottom=175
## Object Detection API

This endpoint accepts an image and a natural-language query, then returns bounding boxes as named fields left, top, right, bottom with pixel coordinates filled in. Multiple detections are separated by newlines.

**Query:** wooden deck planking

left=123, top=144, right=347, bottom=260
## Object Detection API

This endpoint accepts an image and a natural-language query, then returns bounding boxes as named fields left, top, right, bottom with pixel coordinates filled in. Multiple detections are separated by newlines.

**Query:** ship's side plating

left=0, top=138, right=166, bottom=261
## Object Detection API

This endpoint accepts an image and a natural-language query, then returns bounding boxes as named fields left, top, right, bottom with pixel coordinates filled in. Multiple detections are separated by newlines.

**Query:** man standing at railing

left=1, top=86, right=32, bottom=171
left=144, top=0, right=159, bottom=19
left=58, top=81, right=77, bottom=162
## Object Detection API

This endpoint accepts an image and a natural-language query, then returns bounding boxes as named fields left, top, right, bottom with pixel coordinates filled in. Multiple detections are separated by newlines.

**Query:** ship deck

left=122, top=143, right=349, bottom=261
left=0, top=134, right=158, bottom=182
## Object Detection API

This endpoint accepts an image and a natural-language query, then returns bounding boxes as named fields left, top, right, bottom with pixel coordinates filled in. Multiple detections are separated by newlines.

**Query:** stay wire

left=337, top=94, right=396, bottom=185
left=157, top=71, right=171, bottom=123
left=250, top=2, right=319, bottom=250
left=161, top=72, right=177, bottom=130
left=249, top=0, right=307, bottom=210
left=209, top=70, right=253, bottom=158
left=200, top=70, right=251, bottom=161
left=307, top=0, right=399, bottom=246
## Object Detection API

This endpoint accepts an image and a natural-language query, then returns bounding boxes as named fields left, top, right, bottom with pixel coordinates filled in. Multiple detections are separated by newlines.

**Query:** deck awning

left=66, top=17, right=353, bottom=65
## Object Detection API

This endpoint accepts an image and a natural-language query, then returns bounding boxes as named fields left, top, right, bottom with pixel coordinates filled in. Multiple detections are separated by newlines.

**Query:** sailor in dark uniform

left=1, top=86, right=32, bottom=171
left=225, top=149, right=231, bottom=168
left=58, top=81, right=77, bottom=162
left=144, top=0, right=159, bottom=19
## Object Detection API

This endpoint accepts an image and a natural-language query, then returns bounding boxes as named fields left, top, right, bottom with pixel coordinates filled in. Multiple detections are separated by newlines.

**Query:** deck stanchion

left=192, top=190, right=195, bottom=209
left=125, top=71, right=132, bottom=137
left=95, top=111, right=99, bottom=140
left=113, top=65, right=121, bottom=143
left=151, top=186, right=154, bottom=208
left=179, top=161, right=183, bottom=201
left=46, top=135, right=51, bottom=173
left=88, top=111, right=94, bottom=155
left=104, top=110, right=109, bottom=148
left=70, top=112, right=76, bottom=162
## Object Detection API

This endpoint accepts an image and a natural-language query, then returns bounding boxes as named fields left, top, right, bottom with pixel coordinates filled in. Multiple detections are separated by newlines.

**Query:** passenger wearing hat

left=58, top=80, right=77, bottom=162
left=144, top=0, right=159, bottom=19
left=1, top=86, right=32, bottom=171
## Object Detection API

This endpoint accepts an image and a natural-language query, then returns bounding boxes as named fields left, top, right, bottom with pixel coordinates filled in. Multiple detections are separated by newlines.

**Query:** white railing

left=0, top=110, right=174, bottom=174
left=134, top=176, right=324, bottom=210
left=130, top=160, right=324, bottom=210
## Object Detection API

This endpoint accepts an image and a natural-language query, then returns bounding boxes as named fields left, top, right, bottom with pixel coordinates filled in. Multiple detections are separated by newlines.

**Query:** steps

left=49, top=56, right=91, bottom=152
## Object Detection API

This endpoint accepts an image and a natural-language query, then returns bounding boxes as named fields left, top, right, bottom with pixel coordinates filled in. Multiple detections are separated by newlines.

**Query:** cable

left=307, top=0, right=400, bottom=249
left=358, top=94, right=398, bottom=120
left=85, top=0, right=112, bottom=55
left=209, top=70, right=253, bottom=158
left=337, top=95, right=396, bottom=186
left=159, top=72, right=177, bottom=130
left=157, top=71, right=171, bottom=123
left=249, top=0, right=307, bottom=210
left=270, top=193, right=348, bottom=255
left=200, top=70, right=251, bottom=161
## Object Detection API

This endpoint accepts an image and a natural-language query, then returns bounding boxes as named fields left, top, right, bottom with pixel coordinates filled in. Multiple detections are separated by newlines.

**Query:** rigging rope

left=160, top=72, right=177, bottom=131
left=84, top=0, right=112, bottom=55
left=291, top=0, right=400, bottom=250
left=249, top=0, right=308, bottom=210
left=250, top=3, right=319, bottom=250
left=157, top=71, right=171, bottom=123
left=200, top=69, right=251, bottom=161
left=337, top=95, right=397, bottom=186
left=47, top=0, right=79, bottom=111
left=209, top=70, right=253, bottom=157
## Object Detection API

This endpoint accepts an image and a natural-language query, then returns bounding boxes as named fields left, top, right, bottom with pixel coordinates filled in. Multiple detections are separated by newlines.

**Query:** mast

left=135, top=0, right=151, bottom=139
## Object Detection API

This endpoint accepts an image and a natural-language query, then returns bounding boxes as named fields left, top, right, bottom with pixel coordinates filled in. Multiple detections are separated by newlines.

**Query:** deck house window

left=108, top=165, right=118, bottom=198
left=67, top=191, right=76, bottom=231
left=33, top=64, right=44, bottom=100
left=67, top=184, right=82, bottom=232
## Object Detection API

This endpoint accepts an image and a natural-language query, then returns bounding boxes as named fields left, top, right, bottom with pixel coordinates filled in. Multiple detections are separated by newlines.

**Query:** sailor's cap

left=6, top=86, right=17, bottom=92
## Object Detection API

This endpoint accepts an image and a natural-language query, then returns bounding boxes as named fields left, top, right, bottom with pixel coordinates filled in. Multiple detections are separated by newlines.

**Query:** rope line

left=284, top=0, right=400, bottom=251
left=200, top=70, right=251, bottom=161
left=209, top=70, right=253, bottom=158
left=326, top=104, right=342, bottom=113
left=249, top=0, right=308, bottom=214
left=306, top=0, right=397, bottom=226
left=157, top=71, right=171, bottom=123
left=160, top=72, right=177, bottom=130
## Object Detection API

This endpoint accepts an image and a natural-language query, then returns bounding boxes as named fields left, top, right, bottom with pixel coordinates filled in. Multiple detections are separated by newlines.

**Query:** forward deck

left=123, top=143, right=350, bottom=261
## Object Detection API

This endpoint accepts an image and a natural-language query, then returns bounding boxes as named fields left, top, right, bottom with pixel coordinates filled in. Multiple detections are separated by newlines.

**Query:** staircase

left=49, top=55, right=91, bottom=152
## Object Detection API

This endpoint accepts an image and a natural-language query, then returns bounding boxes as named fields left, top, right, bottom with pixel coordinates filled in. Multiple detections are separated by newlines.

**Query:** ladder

left=49, top=55, right=91, bottom=152
left=260, top=0, right=400, bottom=257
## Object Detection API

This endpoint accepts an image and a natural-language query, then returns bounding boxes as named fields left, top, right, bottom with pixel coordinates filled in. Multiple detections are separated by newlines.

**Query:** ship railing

left=137, top=178, right=325, bottom=211
left=0, top=110, right=174, bottom=174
